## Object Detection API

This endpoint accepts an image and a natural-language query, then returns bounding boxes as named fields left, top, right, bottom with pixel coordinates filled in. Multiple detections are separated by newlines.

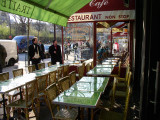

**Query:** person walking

left=0, top=44, right=7, bottom=73
left=39, top=40, right=45, bottom=60
left=28, top=37, right=42, bottom=70
left=49, top=40, right=62, bottom=65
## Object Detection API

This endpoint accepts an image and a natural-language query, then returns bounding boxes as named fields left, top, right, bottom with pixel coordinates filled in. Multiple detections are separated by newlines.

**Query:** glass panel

left=64, top=23, right=93, bottom=63
left=53, top=90, right=101, bottom=107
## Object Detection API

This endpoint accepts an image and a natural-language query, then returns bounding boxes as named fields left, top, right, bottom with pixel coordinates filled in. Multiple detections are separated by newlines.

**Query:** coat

left=49, top=45, right=62, bottom=64
left=28, top=44, right=42, bottom=61
left=0, top=44, right=7, bottom=67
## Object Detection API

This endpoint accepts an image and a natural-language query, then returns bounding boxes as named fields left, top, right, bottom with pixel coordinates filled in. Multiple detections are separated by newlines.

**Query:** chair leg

left=25, top=108, right=29, bottom=120
left=6, top=107, right=10, bottom=120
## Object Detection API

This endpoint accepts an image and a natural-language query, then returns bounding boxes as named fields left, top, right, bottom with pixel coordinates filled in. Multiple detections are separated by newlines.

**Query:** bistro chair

left=45, top=83, right=78, bottom=120
left=38, top=63, right=45, bottom=70
left=0, top=72, right=8, bottom=107
left=99, top=87, right=131, bottom=120
left=91, top=61, right=94, bottom=69
left=28, top=65, right=36, bottom=73
left=48, top=62, right=52, bottom=67
left=58, top=76, right=70, bottom=93
left=13, top=68, right=23, bottom=78
left=86, top=63, right=91, bottom=73
left=69, top=71, right=76, bottom=86
left=48, top=70, right=57, bottom=85
left=77, top=65, right=84, bottom=80
left=57, top=66, right=63, bottom=80
left=36, top=74, right=48, bottom=99
left=6, top=80, right=39, bottom=120
left=110, top=61, right=122, bottom=77
left=63, top=65, right=69, bottom=77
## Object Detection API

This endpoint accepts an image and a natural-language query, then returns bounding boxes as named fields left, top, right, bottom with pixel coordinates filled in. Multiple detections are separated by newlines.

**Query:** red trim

left=62, top=27, right=64, bottom=64
left=93, top=22, right=97, bottom=67
left=76, top=0, right=135, bottom=13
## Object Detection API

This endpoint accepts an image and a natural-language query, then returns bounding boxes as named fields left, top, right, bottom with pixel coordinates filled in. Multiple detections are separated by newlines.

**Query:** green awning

left=0, top=0, right=91, bottom=26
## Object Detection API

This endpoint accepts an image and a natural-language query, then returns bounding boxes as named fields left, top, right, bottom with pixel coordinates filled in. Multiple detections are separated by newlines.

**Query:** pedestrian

left=0, top=44, right=7, bottom=73
left=39, top=40, right=45, bottom=60
left=28, top=37, right=42, bottom=70
left=49, top=40, right=62, bottom=65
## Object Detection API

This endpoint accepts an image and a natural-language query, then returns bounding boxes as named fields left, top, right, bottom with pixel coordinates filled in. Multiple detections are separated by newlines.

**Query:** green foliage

left=0, top=22, right=10, bottom=39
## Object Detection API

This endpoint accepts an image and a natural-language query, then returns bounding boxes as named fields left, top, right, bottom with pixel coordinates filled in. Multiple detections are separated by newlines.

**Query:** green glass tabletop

left=86, top=67, right=113, bottom=76
left=53, top=90, right=101, bottom=108
left=104, top=59, right=118, bottom=62
left=0, top=73, right=36, bottom=93
left=102, top=61, right=117, bottom=65
left=96, top=64, right=115, bottom=68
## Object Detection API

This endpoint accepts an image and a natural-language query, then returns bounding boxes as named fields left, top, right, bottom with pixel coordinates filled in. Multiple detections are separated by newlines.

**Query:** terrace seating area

left=0, top=53, right=134, bottom=120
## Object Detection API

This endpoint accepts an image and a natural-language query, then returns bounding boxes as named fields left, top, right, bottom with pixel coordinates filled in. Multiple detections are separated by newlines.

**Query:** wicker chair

left=38, top=63, right=45, bottom=70
left=110, top=61, right=122, bottom=77
left=63, top=65, right=69, bottom=77
left=36, top=74, right=48, bottom=98
left=28, top=65, right=36, bottom=73
left=86, top=63, right=91, bottom=73
left=48, top=70, right=57, bottom=85
left=45, top=83, right=78, bottom=120
left=77, top=65, right=84, bottom=80
left=99, top=87, right=131, bottom=120
left=6, top=80, right=39, bottom=120
left=91, top=61, right=94, bottom=69
left=58, top=76, right=70, bottom=93
left=0, top=72, right=8, bottom=106
left=69, top=71, right=76, bottom=86
left=13, top=68, right=23, bottom=78
left=57, top=66, right=63, bottom=80
left=48, top=62, right=52, bottom=67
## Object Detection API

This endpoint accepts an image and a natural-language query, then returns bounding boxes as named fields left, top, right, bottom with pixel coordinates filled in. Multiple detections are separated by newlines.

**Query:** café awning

left=0, top=0, right=91, bottom=26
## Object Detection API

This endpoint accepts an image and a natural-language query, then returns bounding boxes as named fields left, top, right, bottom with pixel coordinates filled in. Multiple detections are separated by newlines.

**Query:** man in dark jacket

left=39, top=40, right=45, bottom=59
left=0, top=44, right=7, bottom=73
left=49, top=40, right=62, bottom=65
left=28, top=37, right=42, bottom=70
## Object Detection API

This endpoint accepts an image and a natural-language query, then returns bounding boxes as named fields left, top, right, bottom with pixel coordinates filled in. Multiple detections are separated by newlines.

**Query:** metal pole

left=54, top=24, right=56, bottom=40
left=62, top=26, right=64, bottom=64
left=93, top=22, right=97, bottom=67
left=27, top=18, right=30, bottom=66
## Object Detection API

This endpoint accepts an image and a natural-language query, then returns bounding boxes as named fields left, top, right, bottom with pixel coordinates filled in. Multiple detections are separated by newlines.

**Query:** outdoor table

left=0, top=64, right=64, bottom=119
left=70, top=77, right=110, bottom=93
left=86, top=67, right=113, bottom=77
left=53, top=76, right=110, bottom=120
left=104, top=59, right=118, bottom=63
left=102, top=61, right=117, bottom=65
left=96, top=64, right=115, bottom=68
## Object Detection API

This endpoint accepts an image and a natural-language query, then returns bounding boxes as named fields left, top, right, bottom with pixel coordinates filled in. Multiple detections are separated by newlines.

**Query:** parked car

left=0, top=40, right=18, bottom=66
left=12, top=35, right=35, bottom=53
left=44, top=44, right=51, bottom=58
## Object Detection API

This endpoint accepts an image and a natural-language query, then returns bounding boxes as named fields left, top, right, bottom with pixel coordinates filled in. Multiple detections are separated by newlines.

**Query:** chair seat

left=54, top=108, right=78, bottom=120
left=99, top=109, right=123, bottom=120
left=7, top=99, right=32, bottom=108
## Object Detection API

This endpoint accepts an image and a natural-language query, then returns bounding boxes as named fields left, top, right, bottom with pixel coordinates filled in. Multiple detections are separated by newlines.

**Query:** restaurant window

left=64, top=23, right=93, bottom=63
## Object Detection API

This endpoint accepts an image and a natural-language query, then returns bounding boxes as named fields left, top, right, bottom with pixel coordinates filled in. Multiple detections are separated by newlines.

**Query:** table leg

left=2, top=94, right=7, bottom=120
left=78, top=107, right=80, bottom=120
left=88, top=108, right=91, bottom=120
left=20, top=88, right=23, bottom=99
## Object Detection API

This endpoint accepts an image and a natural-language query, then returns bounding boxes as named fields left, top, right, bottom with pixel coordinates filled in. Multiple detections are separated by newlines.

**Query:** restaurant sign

left=68, top=0, right=135, bottom=22
left=65, top=26, right=90, bottom=41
